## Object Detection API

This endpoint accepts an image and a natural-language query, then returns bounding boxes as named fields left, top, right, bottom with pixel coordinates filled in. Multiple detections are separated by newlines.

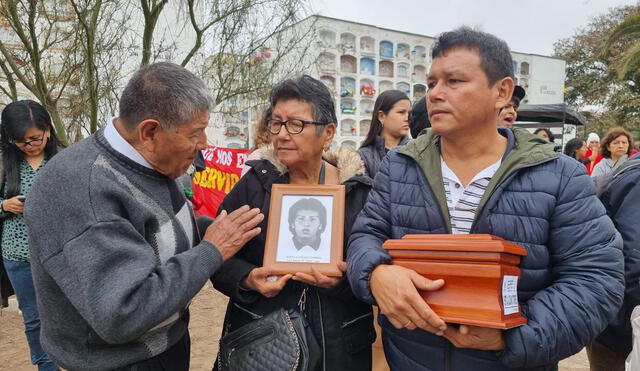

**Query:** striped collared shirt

left=441, top=157, right=501, bottom=234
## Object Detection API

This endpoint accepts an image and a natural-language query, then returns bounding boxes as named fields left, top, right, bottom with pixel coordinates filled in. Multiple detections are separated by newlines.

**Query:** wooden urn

left=382, top=234, right=528, bottom=329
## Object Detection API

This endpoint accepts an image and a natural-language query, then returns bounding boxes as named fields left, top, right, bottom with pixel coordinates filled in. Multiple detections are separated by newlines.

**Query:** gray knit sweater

left=25, top=129, right=222, bottom=370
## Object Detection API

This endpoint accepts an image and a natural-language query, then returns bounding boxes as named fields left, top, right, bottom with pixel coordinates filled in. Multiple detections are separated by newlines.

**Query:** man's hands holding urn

left=369, top=264, right=505, bottom=351
left=370, top=264, right=446, bottom=333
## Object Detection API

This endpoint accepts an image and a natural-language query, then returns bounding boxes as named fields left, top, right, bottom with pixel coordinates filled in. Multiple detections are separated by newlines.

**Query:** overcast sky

left=309, top=0, right=638, bottom=56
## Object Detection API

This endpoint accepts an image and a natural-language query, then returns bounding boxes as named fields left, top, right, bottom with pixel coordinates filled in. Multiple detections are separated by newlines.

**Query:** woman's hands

left=242, top=267, right=292, bottom=298
left=2, top=196, right=25, bottom=214
left=242, top=262, right=347, bottom=297
left=292, top=261, right=346, bottom=289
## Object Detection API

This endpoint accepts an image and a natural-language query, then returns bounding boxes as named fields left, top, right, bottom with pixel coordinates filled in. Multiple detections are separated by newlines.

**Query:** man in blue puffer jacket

left=347, top=27, right=624, bottom=371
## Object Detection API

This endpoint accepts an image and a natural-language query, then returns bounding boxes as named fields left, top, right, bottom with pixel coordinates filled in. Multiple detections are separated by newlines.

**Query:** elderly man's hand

left=204, top=205, right=263, bottom=261
left=443, top=325, right=505, bottom=351
left=370, top=264, right=446, bottom=333
left=292, top=261, right=346, bottom=289
left=242, top=267, right=292, bottom=298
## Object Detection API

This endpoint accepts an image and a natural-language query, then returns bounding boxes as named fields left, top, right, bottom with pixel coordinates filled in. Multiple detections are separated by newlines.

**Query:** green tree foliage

left=554, top=4, right=640, bottom=138
left=604, top=13, right=640, bottom=81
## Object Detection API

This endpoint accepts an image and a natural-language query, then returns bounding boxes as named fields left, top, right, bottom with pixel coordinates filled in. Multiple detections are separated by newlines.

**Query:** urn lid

left=383, top=234, right=527, bottom=256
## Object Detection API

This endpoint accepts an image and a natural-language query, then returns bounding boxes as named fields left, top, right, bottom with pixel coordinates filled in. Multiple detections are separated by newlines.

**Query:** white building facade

left=213, top=15, right=566, bottom=150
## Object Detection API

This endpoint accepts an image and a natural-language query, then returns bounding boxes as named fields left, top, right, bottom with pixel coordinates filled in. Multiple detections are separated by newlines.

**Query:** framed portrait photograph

left=263, top=184, right=345, bottom=276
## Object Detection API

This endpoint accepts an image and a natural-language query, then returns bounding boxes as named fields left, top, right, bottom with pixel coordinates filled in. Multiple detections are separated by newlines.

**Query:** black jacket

left=212, top=147, right=375, bottom=371
left=0, top=260, right=12, bottom=307
left=0, top=150, right=13, bottom=306
left=357, top=136, right=409, bottom=178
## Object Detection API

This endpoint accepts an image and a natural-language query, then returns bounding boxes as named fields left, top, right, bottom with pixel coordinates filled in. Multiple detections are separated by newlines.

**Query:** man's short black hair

left=431, top=27, right=514, bottom=85
left=288, top=197, right=327, bottom=233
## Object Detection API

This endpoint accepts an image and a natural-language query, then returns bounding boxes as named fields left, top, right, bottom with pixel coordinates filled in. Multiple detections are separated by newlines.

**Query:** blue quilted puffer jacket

left=347, top=128, right=624, bottom=371
left=595, top=154, right=640, bottom=356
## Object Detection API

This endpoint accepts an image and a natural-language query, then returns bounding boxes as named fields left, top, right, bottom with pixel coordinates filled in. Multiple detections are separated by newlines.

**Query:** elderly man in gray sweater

left=25, top=62, right=264, bottom=371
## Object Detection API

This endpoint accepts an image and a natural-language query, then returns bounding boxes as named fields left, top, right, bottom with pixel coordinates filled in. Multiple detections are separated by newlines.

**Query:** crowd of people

left=0, top=26, right=638, bottom=371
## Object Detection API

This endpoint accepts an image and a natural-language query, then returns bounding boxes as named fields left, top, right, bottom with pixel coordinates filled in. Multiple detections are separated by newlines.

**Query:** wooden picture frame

left=263, top=184, right=345, bottom=276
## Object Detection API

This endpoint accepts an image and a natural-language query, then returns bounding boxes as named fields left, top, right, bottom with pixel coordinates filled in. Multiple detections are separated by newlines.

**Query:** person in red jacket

left=583, top=132, right=603, bottom=175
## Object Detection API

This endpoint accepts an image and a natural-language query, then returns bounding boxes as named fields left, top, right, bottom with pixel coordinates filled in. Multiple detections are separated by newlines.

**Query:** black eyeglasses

left=265, top=119, right=329, bottom=135
left=10, top=132, right=46, bottom=147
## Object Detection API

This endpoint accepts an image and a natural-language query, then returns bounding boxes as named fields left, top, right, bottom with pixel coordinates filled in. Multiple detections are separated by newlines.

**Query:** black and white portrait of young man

left=276, top=196, right=333, bottom=263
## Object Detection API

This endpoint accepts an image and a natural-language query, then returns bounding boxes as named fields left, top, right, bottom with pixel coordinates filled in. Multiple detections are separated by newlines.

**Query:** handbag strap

left=298, top=287, right=308, bottom=313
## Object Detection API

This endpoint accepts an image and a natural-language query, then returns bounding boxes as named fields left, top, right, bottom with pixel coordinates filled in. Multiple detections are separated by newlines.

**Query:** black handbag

left=218, top=307, right=321, bottom=371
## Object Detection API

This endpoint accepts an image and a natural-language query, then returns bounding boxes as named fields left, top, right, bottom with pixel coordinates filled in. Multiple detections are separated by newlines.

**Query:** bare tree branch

left=0, top=56, right=19, bottom=101
left=68, top=0, right=103, bottom=133
left=1, top=0, right=312, bottom=144
left=140, top=0, right=168, bottom=66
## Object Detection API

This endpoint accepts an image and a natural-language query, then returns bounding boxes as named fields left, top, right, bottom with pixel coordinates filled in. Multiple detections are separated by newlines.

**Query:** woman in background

left=534, top=127, right=554, bottom=142
left=563, top=137, right=590, bottom=165
left=534, top=127, right=561, bottom=152
left=1, top=100, right=62, bottom=371
left=240, top=107, right=271, bottom=177
left=592, top=127, right=633, bottom=178
left=357, top=90, right=411, bottom=177
left=583, top=132, right=603, bottom=175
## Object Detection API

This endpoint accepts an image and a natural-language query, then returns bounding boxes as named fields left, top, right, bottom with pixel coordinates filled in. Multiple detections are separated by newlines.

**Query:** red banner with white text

left=192, top=146, right=250, bottom=218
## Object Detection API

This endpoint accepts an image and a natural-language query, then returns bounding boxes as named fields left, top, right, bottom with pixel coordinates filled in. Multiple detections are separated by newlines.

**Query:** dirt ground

left=1, top=286, right=590, bottom=371
left=0, top=285, right=228, bottom=371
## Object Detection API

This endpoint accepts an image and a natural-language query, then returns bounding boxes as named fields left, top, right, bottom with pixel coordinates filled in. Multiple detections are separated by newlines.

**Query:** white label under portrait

left=501, top=275, right=519, bottom=315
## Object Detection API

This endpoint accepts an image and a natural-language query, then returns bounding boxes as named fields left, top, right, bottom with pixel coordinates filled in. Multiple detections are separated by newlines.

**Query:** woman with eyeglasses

left=357, top=90, right=411, bottom=177
left=212, top=75, right=374, bottom=370
left=1, top=100, right=62, bottom=371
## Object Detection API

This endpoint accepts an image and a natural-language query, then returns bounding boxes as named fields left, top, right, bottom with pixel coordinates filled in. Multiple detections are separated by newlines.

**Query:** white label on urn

left=502, top=275, right=519, bottom=315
